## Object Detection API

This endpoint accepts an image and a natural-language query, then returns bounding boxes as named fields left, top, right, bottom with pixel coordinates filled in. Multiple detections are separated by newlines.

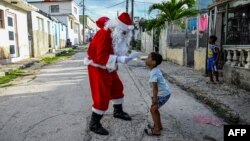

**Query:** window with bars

left=0, top=10, right=4, bottom=28
left=50, top=5, right=59, bottom=13
left=226, top=4, right=250, bottom=45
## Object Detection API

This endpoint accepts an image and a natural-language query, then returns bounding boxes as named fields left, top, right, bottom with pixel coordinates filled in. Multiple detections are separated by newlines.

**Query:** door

left=7, top=13, right=18, bottom=58
left=47, top=21, right=51, bottom=48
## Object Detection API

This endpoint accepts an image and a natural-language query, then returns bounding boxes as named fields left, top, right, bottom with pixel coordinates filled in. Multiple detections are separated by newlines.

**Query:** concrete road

left=0, top=52, right=225, bottom=141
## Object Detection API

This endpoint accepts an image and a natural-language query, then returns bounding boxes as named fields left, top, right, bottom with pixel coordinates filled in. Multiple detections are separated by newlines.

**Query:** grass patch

left=0, top=69, right=26, bottom=85
left=41, top=48, right=75, bottom=63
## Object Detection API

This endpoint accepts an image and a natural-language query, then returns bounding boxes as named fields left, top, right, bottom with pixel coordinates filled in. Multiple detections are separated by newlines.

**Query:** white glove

left=128, top=50, right=140, bottom=58
left=117, top=56, right=132, bottom=64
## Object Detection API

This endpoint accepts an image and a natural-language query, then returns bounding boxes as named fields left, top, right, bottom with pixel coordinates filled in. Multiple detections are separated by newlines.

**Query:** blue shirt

left=149, top=67, right=171, bottom=97
left=208, top=44, right=219, bottom=61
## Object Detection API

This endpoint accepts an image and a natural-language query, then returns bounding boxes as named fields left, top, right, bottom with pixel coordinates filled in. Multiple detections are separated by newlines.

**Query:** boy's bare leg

left=157, top=110, right=163, bottom=129
left=150, top=105, right=161, bottom=134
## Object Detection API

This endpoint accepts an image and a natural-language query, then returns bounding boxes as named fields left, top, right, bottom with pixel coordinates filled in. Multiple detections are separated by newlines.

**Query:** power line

left=106, top=1, right=125, bottom=8
left=134, top=0, right=155, bottom=4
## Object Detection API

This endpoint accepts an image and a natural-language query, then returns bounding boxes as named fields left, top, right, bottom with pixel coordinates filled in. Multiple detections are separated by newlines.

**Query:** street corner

left=84, top=114, right=147, bottom=141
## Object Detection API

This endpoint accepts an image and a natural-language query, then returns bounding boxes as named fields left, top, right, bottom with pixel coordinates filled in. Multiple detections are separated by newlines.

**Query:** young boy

left=144, top=52, right=171, bottom=136
left=207, top=35, right=220, bottom=83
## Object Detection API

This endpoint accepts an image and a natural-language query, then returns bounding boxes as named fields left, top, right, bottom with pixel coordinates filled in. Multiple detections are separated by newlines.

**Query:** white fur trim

left=83, top=57, right=91, bottom=65
left=128, top=25, right=134, bottom=30
left=106, top=55, right=117, bottom=71
left=92, top=107, right=105, bottom=115
left=115, top=18, right=133, bottom=31
left=111, top=98, right=124, bottom=105
left=85, top=58, right=107, bottom=69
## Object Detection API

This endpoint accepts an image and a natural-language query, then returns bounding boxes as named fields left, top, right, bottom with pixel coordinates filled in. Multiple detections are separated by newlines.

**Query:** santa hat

left=115, top=12, right=134, bottom=31
left=96, top=16, right=110, bottom=29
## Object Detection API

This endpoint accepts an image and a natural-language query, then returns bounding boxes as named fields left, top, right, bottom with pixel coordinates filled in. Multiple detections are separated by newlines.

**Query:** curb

left=18, top=60, right=40, bottom=70
left=0, top=48, right=77, bottom=77
left=161, top=71, right=246, bottom=125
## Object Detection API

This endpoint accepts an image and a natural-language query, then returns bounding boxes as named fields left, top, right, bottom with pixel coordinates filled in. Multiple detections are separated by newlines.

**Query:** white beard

left=111, top=27, right=132, bottom=56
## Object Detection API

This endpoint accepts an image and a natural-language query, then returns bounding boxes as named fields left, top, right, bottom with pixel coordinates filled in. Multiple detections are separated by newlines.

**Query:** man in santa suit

left=85, top=12, right=139, bottom=135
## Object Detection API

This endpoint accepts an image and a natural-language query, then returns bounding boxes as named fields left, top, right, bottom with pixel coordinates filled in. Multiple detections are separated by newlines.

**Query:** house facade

left=208, top=0, right=250, bottom=90
left=79, top=15, right=97, bottom=43
left=0, top=0, right=38, bottom=64
left=27, top=10, right=67, bottom=57
left=27, top=0, right=81, bottom=45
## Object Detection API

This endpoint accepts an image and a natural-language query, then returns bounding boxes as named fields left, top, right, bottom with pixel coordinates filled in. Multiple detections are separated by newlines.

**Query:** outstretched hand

left=129, top=50, right=140, bottom=59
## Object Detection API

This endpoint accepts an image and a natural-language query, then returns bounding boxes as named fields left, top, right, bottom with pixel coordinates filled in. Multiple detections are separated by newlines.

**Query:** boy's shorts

left=157, top=94, right=171, bottom=108
left=207, top=59, right=218, bottom=73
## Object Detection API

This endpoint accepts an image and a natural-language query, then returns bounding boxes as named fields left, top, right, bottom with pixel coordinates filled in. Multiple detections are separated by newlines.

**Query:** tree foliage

left=146, top=0, right=198, bottom=31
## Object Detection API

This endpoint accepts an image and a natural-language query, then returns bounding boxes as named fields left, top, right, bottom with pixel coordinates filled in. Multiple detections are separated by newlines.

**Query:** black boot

left=113, top=104, right=132, bottom=121
left=89, top=112, right=109, bottom=135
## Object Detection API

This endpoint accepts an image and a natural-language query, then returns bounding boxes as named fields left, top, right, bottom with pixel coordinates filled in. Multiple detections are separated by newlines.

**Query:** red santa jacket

left=87, top=28, right=114, bottom=66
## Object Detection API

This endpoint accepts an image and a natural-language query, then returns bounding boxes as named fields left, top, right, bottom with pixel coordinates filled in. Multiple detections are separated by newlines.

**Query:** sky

left=76, top=0, right=166, bottom=21
left=77, top=0, right=213, bottom=21
left=26, top=0, right=213, bottom=21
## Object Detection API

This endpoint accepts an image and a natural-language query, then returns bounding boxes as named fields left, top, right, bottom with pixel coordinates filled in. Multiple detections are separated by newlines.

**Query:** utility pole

left=131, top=0, right=135, bottom=49
left=126, top=0, right=128, bottom=13
left=131, top=0, right=134, bottom=21
left=196, top=0, right=199, bottom=50
left=82, top=0, right=85, bottom=44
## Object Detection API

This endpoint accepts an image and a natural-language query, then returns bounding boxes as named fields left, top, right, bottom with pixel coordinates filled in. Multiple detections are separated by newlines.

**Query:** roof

left=3, top=0, right=39, bottom=11
left=208, top=0, right=233, bottom=9
left=27, top=0, right=74, bottom=3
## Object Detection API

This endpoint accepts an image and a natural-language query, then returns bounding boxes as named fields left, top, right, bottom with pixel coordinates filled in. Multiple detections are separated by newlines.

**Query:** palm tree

left=146, top=0, right=199, bottom=31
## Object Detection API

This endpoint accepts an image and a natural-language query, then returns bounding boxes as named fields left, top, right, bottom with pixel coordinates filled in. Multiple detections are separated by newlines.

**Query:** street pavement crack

left=0, top=112, right=19, bottom=131
left=22, top=110, right=83, bottom=141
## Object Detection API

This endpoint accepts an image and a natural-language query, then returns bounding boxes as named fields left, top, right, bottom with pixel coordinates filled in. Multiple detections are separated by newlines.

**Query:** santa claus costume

left=85, top=13, right=139, bottom=135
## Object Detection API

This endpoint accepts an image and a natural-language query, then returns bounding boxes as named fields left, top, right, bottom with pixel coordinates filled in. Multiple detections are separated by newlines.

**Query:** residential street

left=0, top=51, right=225, bottom=141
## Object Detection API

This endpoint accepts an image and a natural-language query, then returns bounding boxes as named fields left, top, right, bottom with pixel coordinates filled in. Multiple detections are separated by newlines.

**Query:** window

left=50, top=5, right=59, bottom=13
left=37, top=17, right=44, bottom=31
left=0, top=10, right=4, bottom=28
left=8, top=17, right=13, bottom=27
left=9, top=31, right=14, bottom=40
left=226, top=4, right=250, bottom=45
left=74, top=7, right=77, bottom=15
left=9, top=45, right=15, bottom=54
left=71, top=20, right=73, bottom=29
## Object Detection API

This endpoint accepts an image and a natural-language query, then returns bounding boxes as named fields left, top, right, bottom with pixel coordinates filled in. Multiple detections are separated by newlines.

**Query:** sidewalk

left=0, top=48, right=79, bottom=76
left=135, top=56, right=250, bottom=124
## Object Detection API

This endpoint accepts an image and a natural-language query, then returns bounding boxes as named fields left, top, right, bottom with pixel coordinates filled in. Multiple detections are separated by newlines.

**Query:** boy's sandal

left=147, top=124, right=163, bottom=130
left=206, top=81, right=216, bottom=84
left=216, top=81, right=223, bottom=84
left=144, top=128, right=161, bottom=136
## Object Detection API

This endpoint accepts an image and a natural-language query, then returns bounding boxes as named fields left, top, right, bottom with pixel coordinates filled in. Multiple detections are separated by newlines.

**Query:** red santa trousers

left=88, top=65, right=124, bottom=115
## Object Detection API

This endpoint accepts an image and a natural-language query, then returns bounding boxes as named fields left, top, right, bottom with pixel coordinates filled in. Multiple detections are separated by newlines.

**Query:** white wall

left=60, top=24, right=67, bottom=41
left=0, top=5, right=8, bottom=49
left=86, top=16, right=96, bottom=31
left=72, top=1, right=79, bottom=21
left=29, top=1, right=79, bottom=19
left=141, top=31, right=153, bottom=54
left=54, top=16, right=68, bottom=25
left=0, top=3, right=29, bottom=62
left=31, top=11, right=50, bottom=33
